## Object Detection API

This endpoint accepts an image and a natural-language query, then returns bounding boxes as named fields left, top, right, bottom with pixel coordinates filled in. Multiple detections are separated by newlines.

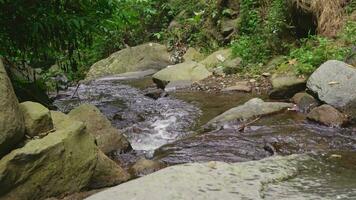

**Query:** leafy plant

left=288, top=36, right=350, bottom=75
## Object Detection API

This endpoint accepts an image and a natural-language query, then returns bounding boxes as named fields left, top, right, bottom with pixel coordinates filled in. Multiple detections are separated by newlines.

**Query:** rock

left=68, top=104, right=131, bottom=154
left=306, top=60, right=356, bottom=115
left=220, top=18, right=238, bottom=37
left=262, top=72, right=271, bottom=77
left=0, top=112, right=98, bottom=200
left=307, top=104, right=348, bottom=127
left=85, top=155, right=312, bottom=200
left=129, top=158, right=165, bottom=177
left=291, top=92, right=319, bottom=113
left=95, top=69, right=157, bottom=82
left=208, top=98, right=293, bottom=126
left=19, top=101, right=54, bottom=137
left=152, top=61, right=212, bottom=88
left=164, top=80, right=194, bottom=92
left=183, top=48, right=204, bottom=62
left=222, top=81, right=252, bottom=92
left=85, top=43, right=172, bottom=80
left=199, top=49, right=232, bottom=70
left=144, top=88, right=167, bottom=100
left=269, top=73, right=307, bottom=99
left=89, top=151, right=130, bottom=189
left=0, top=59, right=25, bottom=158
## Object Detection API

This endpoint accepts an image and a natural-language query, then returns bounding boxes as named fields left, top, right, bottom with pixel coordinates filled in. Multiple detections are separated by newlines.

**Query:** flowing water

left=55, top=77, right=356, bottom=199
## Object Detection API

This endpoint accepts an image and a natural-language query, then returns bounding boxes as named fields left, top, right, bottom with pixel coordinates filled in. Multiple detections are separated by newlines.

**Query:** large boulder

left=68, top=104, right=131, bottom=154
left=19, top=101, right=54, bottom=137
left=88, top=151, right=131, bottom=189
left=307, top=60, right=356, bottom=116
left=208, top=98, right=293, bottom=126
left=86, top=155, right=311, bottom=200
left=269, top=73, right=307, bottom=99
left=0, top=111, right=98, bottom=200
left=85, top=43, right=172, bottom=80
left=307, top=104, right=348, bottom=127
left=0, top=59, right=25, bottom=158
left=152, top=61, right=212, bottom=88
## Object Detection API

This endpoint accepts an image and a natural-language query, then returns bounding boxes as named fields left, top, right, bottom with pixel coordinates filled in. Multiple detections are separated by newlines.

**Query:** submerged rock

left=307, top=60, right=356, bottom=116
left=269, top=73, right=307, bottom=99
left=291, top=92, right=319, bottom=113
left=85, top=43, right=172, bottom=80
left=86, top=155, right=311, bottom=200
left=152, top=61, right=211, bottom=88
left=68, top=104, right=131, bottom=154
left=20, top=101, right=54, bottom=137
left=129, top=158, right=166, bottom=177
left=89, top=151, right=131, bottom=189
left=0, top=111, right=98, bottom=200
left=0, top=59, right=25, bottom=158
left=208, top=98, right=293, bottom=126
left=307, top=104, right=348, bottom=127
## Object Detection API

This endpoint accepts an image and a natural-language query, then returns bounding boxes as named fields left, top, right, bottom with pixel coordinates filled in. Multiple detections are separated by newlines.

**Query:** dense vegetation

left=0, top=0, right=354, bottom=84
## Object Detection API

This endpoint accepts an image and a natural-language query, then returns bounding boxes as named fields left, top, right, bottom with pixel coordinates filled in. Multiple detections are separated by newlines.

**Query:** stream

left=54, top=76, right=356, bottom=199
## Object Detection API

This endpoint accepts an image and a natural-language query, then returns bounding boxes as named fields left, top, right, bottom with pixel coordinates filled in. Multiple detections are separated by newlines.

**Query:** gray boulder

left=307, top=60, right=356, bottom=115
left=208, top=98, right=293, bottom=126
left=86, top=155, right=311, bottom=200
left=20, top=101, right=54, bottom=137
left=152, top=61, right=212, bottom=88
left=0, top=59, right=25, bottom=157
left=85, top=43, right=172, bottom=80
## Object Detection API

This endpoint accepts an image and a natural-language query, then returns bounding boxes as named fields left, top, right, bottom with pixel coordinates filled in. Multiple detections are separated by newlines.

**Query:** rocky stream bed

left=53, top=74, right=356, bottom=200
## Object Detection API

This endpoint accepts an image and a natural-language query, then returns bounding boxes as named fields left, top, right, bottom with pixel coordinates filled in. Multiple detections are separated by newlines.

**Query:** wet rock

left=85, top=155, right=311, bottom=200
left=183, top=48, right=204, bottom=62
left=152, top=61, right=211, bottom=88
left=291, top=92, right=319, bottom=113
left=89, top=151, right=131, bottom=189
left=68, top=104, right=131, bottom=154
left=307, top=104, right=348, bottom=127
left=269, top=73, right=307, bottom=99
left=199, top=49, right=232, bottom=70
left=129, top=158, right=166, bottom=177
left=222, top=81, right=252, bottom=92
left=85, top=43, right=172, bottom=80
left=0, top=111, right=98, bottom=200
left=208, top=98, right=293, bottom=126
left=0, top=59, right=25, bottom=158
left=307, top=60, right=356, bottom=116
left=19, top=101, right=54, bottom=137
left=144, top=88, right=167, bottom=100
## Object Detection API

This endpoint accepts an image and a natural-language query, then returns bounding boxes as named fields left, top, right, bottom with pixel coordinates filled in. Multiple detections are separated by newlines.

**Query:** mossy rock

left=0, top=58, right=25, bottom=158
left=0, top=112, right=98, bottom=200
left=85, top=43, right=172, bottom=80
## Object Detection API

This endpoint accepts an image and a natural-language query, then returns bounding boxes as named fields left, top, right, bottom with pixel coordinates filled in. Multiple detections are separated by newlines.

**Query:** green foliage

left=288, top=36, right=350, bottom=75
left=340, top=21, right=356, bottom=45
left=232, top=0, right=289, bottom=66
